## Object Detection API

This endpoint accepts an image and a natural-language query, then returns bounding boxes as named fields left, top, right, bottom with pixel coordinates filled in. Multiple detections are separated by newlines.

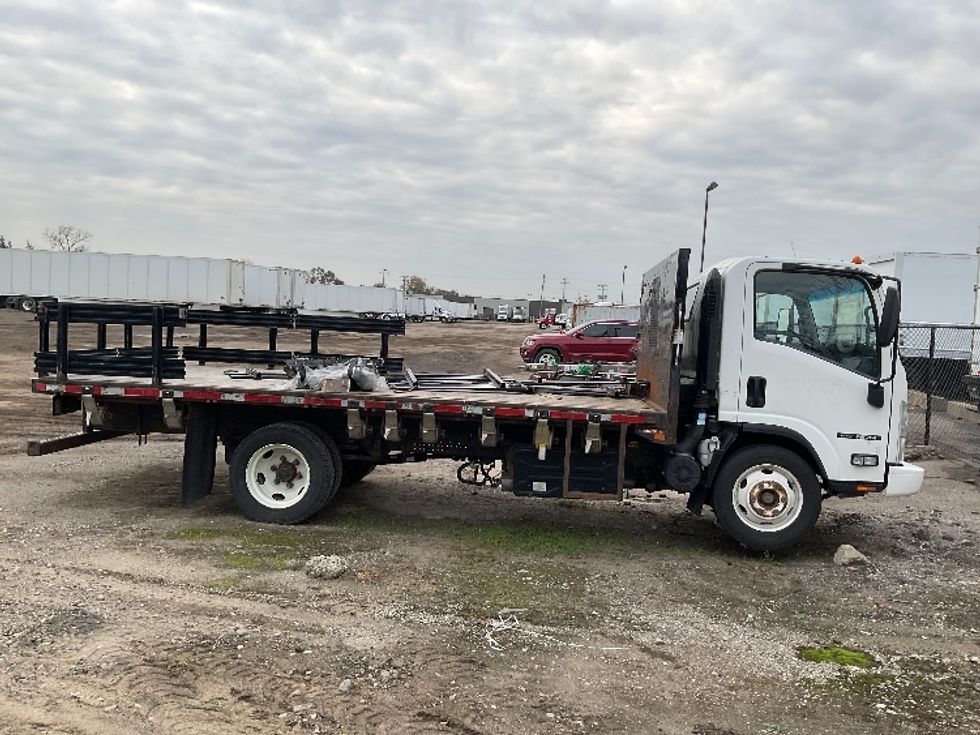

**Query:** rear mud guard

left=181, top=404, right=218, bottom=505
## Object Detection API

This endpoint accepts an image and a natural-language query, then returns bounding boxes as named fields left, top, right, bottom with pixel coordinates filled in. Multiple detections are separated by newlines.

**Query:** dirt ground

left=0, top=310, right=978, bottom=735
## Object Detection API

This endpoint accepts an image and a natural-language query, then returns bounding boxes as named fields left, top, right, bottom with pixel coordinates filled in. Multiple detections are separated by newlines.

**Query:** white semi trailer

left=0, top=248, right=404, bottom=317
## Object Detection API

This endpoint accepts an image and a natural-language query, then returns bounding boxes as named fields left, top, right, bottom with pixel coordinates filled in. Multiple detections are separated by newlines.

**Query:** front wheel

left=711, top=444, right=822, bottom=551
left=534, top=347, right=562, bottom=367
left=230, top=422, right=340, bottom=524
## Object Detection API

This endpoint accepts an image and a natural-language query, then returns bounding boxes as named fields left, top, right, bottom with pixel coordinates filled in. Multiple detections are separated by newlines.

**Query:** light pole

left=699, top=181, right=719, bottom=273
left=380, top=269, right=390, bottom=287
left=620, top=265, right=627, bottom=305
left=538, top=274, right=546, bottom=319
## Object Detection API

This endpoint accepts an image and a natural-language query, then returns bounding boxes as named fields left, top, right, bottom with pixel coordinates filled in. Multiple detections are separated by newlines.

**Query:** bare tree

left=0, top=235, right=10, bottom=249
left=44, top=225, right=92, bottom=252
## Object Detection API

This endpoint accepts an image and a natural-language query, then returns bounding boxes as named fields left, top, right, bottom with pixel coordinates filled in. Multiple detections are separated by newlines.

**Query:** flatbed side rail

left=31, top=379, right=664, bottom=427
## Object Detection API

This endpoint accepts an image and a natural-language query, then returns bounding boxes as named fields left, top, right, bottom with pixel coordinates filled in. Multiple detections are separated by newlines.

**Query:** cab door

left=737, top=264, right=891, bottom=483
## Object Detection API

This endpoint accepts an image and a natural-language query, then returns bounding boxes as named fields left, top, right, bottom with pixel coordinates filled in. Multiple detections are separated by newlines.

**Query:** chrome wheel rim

left=244, top=443, right=311, bottom=509
left=731, top=463, right=803, bottom=532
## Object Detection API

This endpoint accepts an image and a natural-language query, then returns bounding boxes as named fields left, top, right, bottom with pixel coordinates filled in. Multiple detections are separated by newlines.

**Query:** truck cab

left=668, top=254, right=923, bottom=548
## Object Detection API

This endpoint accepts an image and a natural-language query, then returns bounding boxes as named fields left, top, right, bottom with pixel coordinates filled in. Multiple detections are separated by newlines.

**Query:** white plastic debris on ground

left=280, top=358, right=389, bottom=392
left=483, top=609, right=625, bottom=653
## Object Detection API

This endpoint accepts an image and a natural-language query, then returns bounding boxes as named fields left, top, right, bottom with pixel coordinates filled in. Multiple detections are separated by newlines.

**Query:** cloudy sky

left=1, top=1, right=978, bottom=300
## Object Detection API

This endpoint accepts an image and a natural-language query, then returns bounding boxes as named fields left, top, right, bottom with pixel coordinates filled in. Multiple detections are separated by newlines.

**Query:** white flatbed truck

left=24, top=249, right=923, bottom=550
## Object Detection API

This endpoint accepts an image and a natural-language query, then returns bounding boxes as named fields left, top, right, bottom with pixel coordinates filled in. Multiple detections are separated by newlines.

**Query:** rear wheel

left=230, top=422, right=339, bottom=524
left=711, top=444, right=822, bottom=551
left=534, top=347, right=562, bottom=367
left=18, top=297, right=37, bottom=312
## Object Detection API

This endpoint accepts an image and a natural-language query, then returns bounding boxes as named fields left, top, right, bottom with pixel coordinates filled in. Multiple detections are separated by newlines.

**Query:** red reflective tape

left=64, top=384, right=103, bottom=395
left=122, top=387, right=160, bottom=398
left=32, top=381, right=48, bottom=393
left=494, top=407, right=527, bottom=418
left=244, top=393, right=283, bottom=404
left=363, top=400, right=388, bottom=410
left=434, top=404, right=463, bottom=414
left=548, top=411, right=589, bottom=421
left=610, top=414, right=647, bottom=424
left=182, top=390, right=222, bottom=401
left=303, top=396, right=345, bottom=408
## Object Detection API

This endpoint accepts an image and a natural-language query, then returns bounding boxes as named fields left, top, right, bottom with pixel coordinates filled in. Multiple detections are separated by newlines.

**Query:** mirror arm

left=875, top=324, right=900, bottom=387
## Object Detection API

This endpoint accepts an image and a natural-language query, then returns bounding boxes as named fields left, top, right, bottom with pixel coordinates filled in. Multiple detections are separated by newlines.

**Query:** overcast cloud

left=1, top=0, right=979, bottom=299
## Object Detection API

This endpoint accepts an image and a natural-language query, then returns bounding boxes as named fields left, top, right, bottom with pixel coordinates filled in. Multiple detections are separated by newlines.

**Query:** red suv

left=519, top=320, right=639, bottom=364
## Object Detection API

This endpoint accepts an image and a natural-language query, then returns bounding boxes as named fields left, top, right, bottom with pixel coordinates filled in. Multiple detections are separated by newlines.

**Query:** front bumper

left=883, top=462, right=925, bottom=497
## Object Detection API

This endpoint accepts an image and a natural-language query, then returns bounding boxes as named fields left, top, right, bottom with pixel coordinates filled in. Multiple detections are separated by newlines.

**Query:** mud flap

left=686, top=427, right=738, bottom=515
left=181, top=404, right=217, bottom=505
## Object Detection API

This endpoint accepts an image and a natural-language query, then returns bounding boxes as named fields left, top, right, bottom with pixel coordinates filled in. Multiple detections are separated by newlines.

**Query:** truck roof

left=698, top=255, right=886, bottom=285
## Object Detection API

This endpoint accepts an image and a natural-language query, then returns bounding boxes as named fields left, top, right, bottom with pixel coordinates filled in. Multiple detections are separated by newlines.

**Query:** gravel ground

left=0, top=310, right=978, bottom=735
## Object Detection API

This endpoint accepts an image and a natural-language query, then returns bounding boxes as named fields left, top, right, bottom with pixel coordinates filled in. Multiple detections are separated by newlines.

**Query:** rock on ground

left=305, top=555, right=350, bottom=579
left=833, top=544, right=869, bottom=567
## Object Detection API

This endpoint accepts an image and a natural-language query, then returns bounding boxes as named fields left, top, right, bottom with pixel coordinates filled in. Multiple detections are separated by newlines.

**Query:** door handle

left=746, top=376, right=767, bottom=408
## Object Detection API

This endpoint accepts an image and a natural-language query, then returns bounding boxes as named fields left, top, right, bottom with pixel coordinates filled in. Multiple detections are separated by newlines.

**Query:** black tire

left=229, top=422, right=339, bottom=524
left=534, top=347, right=562, bottom=365
left=286, top=421, right=346, bottom=505
left=711, top=444, right=822, bottom=551
left=19, top=297, right=37, bottom=312
left=339, top=460, right=376, bottom=489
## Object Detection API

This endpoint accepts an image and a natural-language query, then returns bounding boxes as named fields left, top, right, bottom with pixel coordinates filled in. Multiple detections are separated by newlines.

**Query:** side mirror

left=574, top=332, right=584, bottom=339
left=877, top=287, right=900, bottom=347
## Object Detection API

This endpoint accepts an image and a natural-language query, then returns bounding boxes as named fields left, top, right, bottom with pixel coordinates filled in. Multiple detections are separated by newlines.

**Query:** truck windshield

left=754, top=270, right=880, bottom=379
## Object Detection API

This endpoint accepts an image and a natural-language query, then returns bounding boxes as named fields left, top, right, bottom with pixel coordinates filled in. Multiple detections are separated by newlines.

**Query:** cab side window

left=754, top=270, right=880, bottom=378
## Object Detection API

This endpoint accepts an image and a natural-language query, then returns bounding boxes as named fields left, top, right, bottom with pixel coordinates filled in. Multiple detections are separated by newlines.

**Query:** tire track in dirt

left=0, top=554, right=502, bottom=734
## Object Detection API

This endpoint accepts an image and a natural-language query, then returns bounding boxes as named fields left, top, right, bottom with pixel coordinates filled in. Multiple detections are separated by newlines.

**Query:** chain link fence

left=898, top=324, right=980, bottom=460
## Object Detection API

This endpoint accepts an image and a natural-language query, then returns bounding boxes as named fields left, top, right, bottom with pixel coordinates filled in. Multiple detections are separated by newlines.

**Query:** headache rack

left=34, top=302, right=405, bottom=386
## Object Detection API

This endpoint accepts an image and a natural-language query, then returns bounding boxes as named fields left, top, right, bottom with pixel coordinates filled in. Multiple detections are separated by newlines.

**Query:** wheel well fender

left=535, top=345, right=562, bottom=359
left=722, top=424, right=828, bottom=482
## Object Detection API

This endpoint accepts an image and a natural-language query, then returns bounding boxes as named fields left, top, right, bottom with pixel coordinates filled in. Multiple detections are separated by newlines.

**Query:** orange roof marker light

left=851, top=255, right=865, bottom=264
